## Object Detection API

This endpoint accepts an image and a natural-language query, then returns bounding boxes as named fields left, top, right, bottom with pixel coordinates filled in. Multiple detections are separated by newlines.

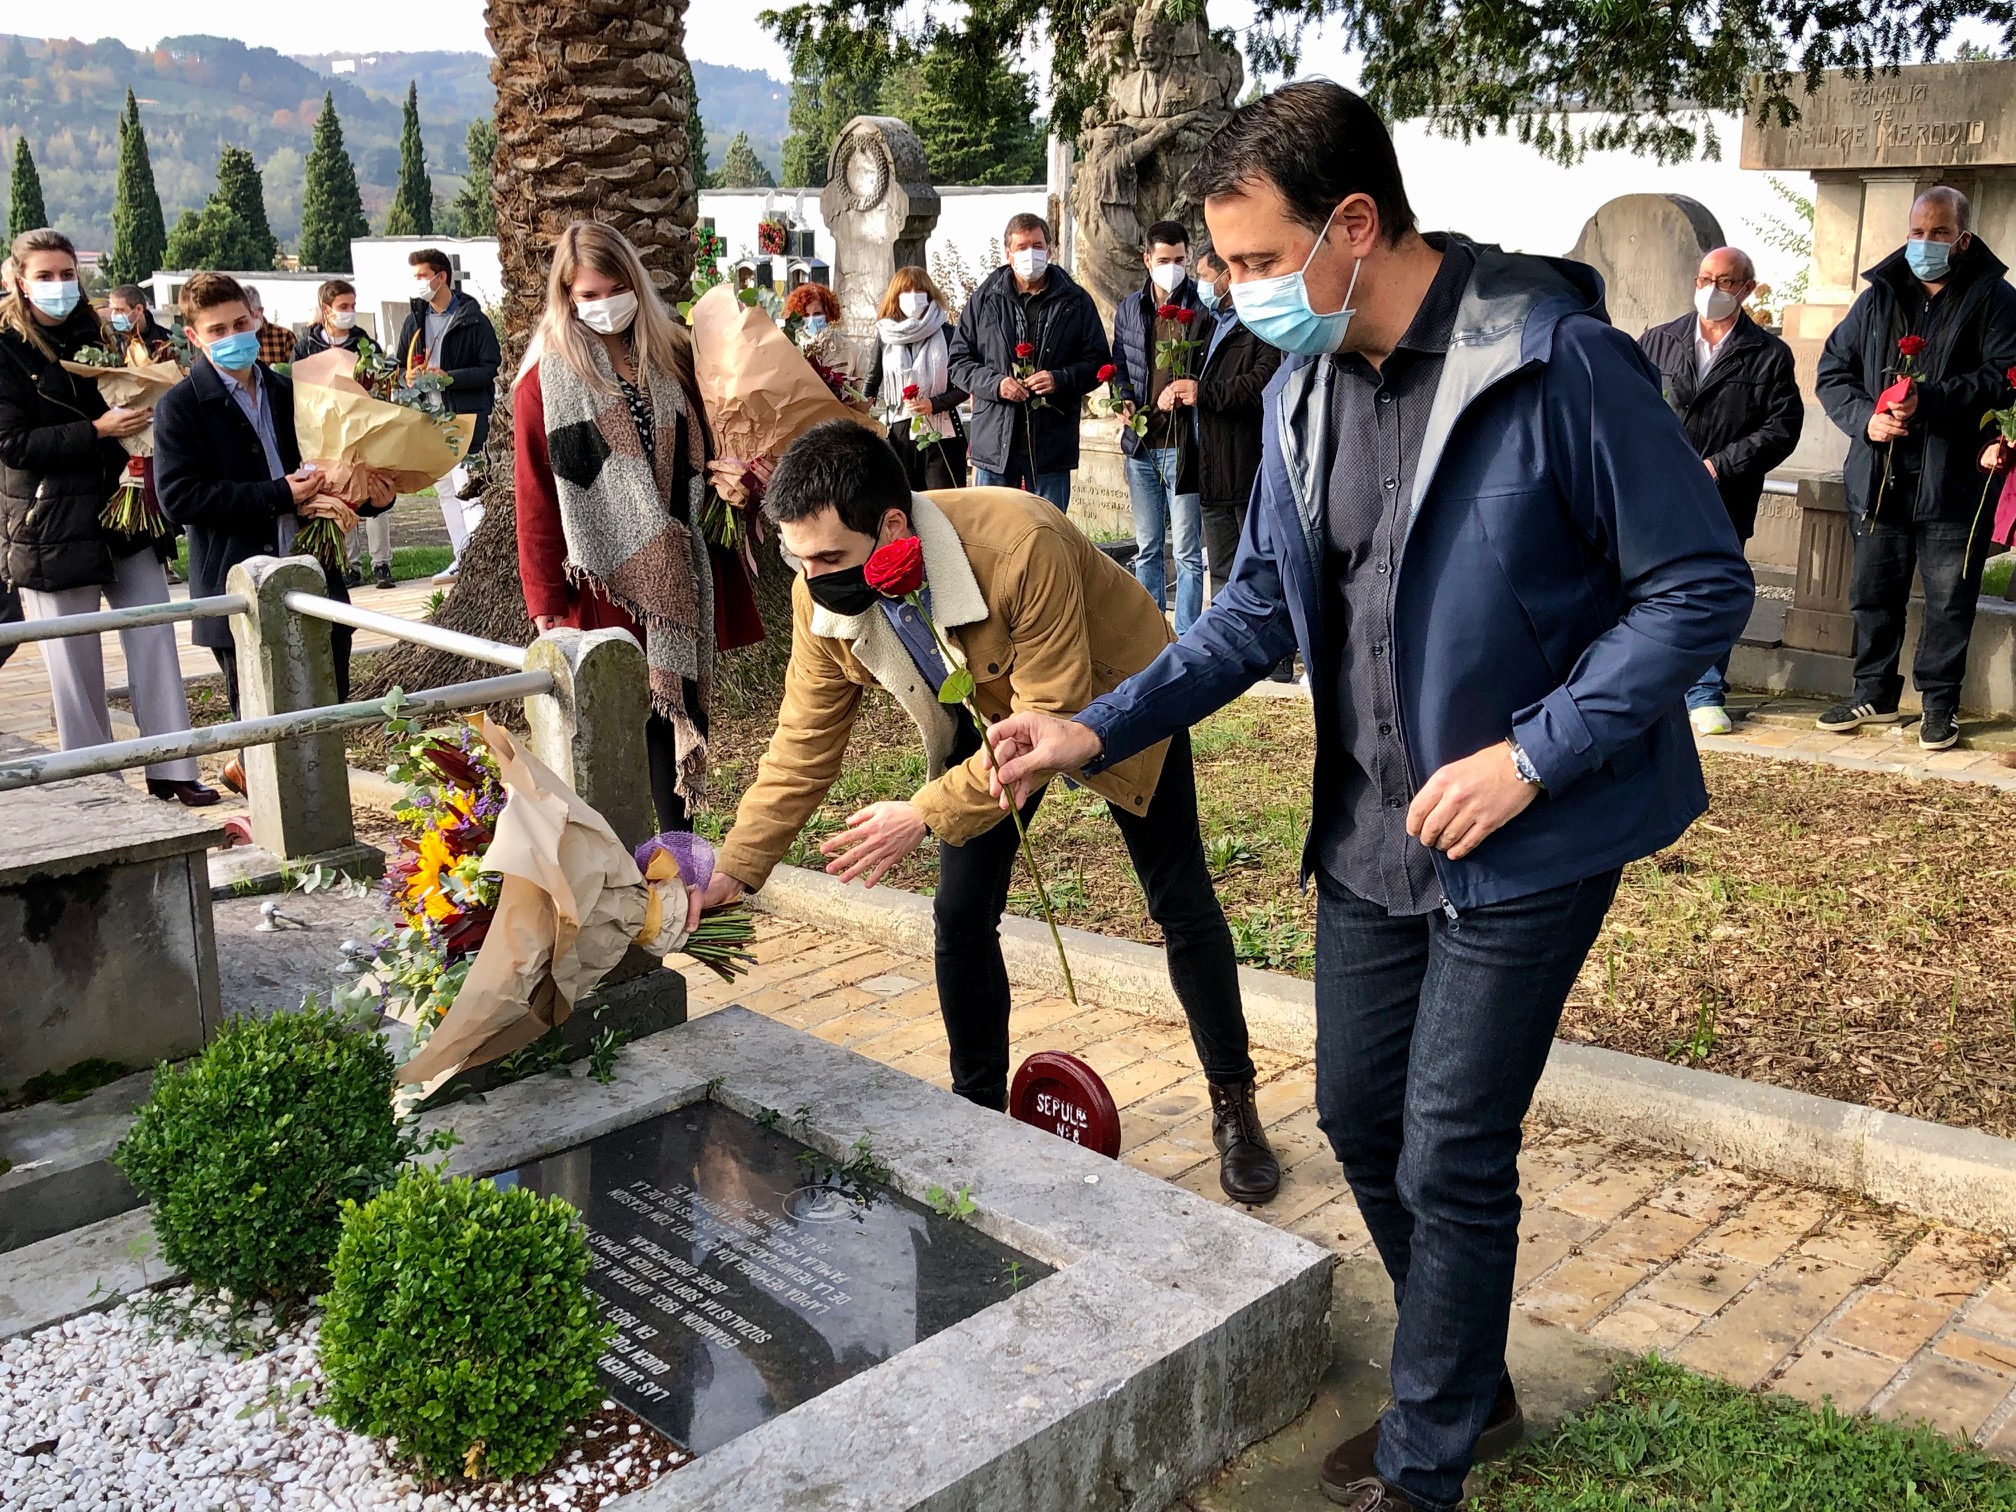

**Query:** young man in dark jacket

left=395, top=249, right=501, bottom=581
left=947, top=214, right=1111, bottom=515
left=155, top=274, right=377, bottom=791
left=988, top=82, right=1752, bottom=1512
left=1111, top=219, right=1211, bottom=632
left=1814, top=186, right=2016, bottom=749
left=1638, top=245, right=1803, bottom=734
left=1169, top=246, right=1283, bottom=631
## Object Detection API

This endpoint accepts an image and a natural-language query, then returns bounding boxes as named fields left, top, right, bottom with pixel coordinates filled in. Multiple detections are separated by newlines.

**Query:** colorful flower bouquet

left=343, top=705, right=756, bottom=1100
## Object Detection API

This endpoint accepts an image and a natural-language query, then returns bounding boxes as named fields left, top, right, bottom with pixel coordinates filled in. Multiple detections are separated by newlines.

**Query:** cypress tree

left=679, top=56, right=709, bottom=190
left=165, top=209, right=210, bottom=270
left=168, top=147, right=277, bottom=271
left=448, top=117, right=496, bottom=238
left=383, top=82, right=433, bottom=237
left=8, top=135, right=47, bottom=239
left=717, top=131, right=775, bottom=189
left=104, top=92, right=168, bottom=284
left=299, top=93, right=369, bottom=271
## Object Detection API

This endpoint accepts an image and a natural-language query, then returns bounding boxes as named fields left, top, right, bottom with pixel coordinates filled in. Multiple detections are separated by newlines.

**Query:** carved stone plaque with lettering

left=1742, top=61, right=2016, bottom=172
left=491, top=1102, right=1050, bottom=1454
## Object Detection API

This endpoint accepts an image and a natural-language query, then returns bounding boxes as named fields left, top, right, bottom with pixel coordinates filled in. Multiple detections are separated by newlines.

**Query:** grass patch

left=1987, top=555, right=2013, bottom=600
left=171, top=539, right=451, bottom=584
left=1475, top=1357, right=2016, bottom=1510
left=705, top=679, right=2016, bottom=1137
left=9, top=1057, right=132, bottom=1110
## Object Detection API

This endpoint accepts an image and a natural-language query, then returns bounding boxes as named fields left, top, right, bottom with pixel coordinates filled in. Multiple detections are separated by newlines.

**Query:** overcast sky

left=52, top=0, right=1359, bottom=96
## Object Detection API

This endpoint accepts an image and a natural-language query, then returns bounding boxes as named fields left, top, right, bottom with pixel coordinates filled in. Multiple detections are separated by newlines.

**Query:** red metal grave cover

left=1008, top=1051, right=1121, bottom=1159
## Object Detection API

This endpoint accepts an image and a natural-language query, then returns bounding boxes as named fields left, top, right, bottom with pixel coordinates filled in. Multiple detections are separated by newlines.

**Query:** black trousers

left=213, top=626, right=352, bottom=718
left=645, top=710, right=692, bottom=834
left=1200, top=499, right=1247, bottom=602
left=887, top=424, right=967, bottom=491
left=930, top=729, right=1254, bottom=1110
left=1849, top=515, right=1993, bottom=715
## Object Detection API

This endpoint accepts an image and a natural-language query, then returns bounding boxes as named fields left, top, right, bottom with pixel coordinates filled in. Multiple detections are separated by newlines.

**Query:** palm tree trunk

left=361, top=0, right=705, bottom=698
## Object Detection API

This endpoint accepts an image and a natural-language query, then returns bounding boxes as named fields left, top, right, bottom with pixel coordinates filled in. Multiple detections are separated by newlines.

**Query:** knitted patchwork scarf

left=540, top=340, right=713, bottom=803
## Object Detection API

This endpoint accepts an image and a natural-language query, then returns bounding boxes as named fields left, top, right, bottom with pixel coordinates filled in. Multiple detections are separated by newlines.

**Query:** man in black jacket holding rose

left=1638, top=245, right=1801, bottom=735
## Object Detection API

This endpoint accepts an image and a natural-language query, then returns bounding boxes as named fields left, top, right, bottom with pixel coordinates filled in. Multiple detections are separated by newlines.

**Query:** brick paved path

left=681, top=918, right=2016, bottom=1462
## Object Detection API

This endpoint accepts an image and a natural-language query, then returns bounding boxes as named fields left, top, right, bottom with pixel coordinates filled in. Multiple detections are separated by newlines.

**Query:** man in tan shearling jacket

left=703, top=420, right=1278, bottom=1202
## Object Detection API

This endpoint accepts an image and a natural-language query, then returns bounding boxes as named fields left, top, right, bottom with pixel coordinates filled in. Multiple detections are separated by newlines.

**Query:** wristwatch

left=1505, top=738, right=1544, bottom=791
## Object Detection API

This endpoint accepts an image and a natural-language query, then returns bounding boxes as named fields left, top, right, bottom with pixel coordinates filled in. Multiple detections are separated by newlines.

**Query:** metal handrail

left=0, top=670, right=553, bottom=792
left=0, top=593, right=248, bottom=649
left=282, top=591, right=529, bottom=670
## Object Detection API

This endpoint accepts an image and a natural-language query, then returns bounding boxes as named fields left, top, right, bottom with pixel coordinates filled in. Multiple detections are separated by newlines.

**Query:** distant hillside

left=0, top=33, right=788, bottom=253
left=0, top=33, right=481, bottom=251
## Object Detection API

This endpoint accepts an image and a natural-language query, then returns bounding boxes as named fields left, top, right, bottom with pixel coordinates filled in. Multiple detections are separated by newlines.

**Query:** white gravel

left=0, top=1289, right=663, bottom=1511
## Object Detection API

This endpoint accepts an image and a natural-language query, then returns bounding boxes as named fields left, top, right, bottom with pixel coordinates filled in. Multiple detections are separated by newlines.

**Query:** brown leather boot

left=1209, top=1079, right=1280, bottom=1203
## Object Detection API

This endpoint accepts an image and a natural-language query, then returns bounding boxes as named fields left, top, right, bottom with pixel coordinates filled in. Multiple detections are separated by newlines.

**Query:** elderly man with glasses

left=1638, top=246, right=1802, bottom=735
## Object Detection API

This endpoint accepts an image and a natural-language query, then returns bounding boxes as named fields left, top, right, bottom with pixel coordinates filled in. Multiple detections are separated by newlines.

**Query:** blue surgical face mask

left=206, top=330, right=261, bottom=371
left=1906, top=237, right=1955, bottom=282
left=110, top=313, right=134, bottom=333
left=25, top=279, right=81, bottom=321
left=1230, top=205, right=1361, bottom=356
left=1198, top=284, right=1225, bottom=313
left=804, top=314, right=828, bottom=335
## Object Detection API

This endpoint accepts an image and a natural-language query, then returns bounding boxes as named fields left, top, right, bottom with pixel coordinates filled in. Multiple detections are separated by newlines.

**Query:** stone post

left=523, top=628, right=654, bottom=850
left=1782, top=476, right=1856, bottom=655
left=227, top=555, right=358, bottom=864
left=819, top=116, right=940, bottom=338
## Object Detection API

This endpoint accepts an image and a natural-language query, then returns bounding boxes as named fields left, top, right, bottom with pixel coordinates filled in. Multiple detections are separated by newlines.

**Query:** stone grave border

left=0, top=1008, right=1332, bottom=1512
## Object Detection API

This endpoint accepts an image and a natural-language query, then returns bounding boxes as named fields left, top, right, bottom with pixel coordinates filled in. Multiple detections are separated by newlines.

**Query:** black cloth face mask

left=805, top=563, right=881, bottom=616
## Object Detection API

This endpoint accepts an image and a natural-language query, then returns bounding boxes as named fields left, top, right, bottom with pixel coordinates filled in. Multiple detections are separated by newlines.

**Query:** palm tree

left=366, top=0, right=706, bottom=694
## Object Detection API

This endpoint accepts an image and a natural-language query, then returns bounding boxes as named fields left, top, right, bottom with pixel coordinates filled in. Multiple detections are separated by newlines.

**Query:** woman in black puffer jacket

left=0, top=228, right=215, bottom=805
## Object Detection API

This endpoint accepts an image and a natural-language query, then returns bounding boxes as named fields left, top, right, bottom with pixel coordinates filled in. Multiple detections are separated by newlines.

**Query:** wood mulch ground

left=700, top=687, right=2016, bottom=1140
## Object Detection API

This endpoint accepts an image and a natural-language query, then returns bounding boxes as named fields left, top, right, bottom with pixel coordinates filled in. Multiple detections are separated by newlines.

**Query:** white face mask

left=575, top=290, right=639, bottom=335
left=329, top=309, right=358, bottom=330
left=412, top=276, right=438, bottom=301
left=1149, top=261, right=1187, bottom=293
left=898, top=291, right=931, bottom=318
left=1695, top=284, right=1742, bottom=322
left=1010, top=247, right=1048, bottom=280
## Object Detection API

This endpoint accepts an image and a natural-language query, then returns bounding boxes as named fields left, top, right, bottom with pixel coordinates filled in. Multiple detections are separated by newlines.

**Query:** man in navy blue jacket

left=989, top=83, right=1753, bottom=1512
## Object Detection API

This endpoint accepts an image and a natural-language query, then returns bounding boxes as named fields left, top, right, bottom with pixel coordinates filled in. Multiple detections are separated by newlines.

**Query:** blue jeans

left=1124, top=447, right=1203, bottom=633
left=1685, top=652, right=1729, bottom=710
left=1314, top=868, right=1621, bottom=1511
left=973, top=462, right=1071, bottom=515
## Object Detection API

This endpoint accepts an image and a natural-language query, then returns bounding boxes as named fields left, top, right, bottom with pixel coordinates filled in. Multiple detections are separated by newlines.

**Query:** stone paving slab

left=683, top=919, right=2016, bottom=1468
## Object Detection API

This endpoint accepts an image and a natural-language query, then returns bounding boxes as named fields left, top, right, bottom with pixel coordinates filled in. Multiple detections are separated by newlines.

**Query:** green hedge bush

left=113, top=1004, right=409, bottom=1304
left=317, top=1167, right=611, bottom=1482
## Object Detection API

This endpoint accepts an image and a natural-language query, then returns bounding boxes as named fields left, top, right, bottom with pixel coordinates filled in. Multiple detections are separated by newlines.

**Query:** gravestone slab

left=0, top=735, right=224, bottom=1099
left=495, top=1101, right=1049, bottom=1453
left=1568, top=193, right=1724, bottom=338
left=1743, top=60, right=2016, bottom=172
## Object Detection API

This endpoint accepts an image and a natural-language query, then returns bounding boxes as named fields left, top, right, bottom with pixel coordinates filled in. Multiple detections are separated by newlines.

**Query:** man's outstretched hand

left=700, top=872, right=745, bottom=910
left=984, top=712, right=1105, bottom=807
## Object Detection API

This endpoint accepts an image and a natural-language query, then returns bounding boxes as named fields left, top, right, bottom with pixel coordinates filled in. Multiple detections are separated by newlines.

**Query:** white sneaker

left=431, top=568, right=460, bottom=585
left=1689, top=706, right=1734, bottom=736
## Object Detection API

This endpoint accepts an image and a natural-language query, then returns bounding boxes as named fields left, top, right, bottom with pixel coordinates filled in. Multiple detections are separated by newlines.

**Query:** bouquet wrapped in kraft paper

left=687, top=283, right=883, bottom=558
left=290, top=345, right=477, bottom=495
left=392, top=718, right=749, bottom=1098
left=61, top=351, right=184, bottom=457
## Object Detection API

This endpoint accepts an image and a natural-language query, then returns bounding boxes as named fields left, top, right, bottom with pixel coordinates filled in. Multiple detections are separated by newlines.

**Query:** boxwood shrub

left=317, top=1167, right=611, bottom=1482
left=113, top=1004, right=409, bottom=1304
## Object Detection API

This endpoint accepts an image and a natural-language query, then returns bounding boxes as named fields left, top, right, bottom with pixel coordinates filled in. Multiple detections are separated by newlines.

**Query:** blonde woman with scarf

left=864, top=267, right=967, bottom=490
left=514, top=220, right=714, bottom=833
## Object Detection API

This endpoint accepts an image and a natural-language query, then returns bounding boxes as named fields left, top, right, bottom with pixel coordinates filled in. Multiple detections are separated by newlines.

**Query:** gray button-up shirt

left=1312, top=239, right=1474, bottom=916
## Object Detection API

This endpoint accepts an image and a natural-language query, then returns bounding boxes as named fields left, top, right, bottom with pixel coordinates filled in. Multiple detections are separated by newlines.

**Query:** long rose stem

left=1967, top=462, right=2001, bottom=569
left=915, top=605, right=1079, bottom=1006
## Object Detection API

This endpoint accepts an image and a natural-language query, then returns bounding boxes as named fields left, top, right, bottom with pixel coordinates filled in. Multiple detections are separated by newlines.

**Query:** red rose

left=902, top=382, right=920, bottom=399
left=864, top=535, right=926, bottom=598
left=1156, top=302, right=1181, bottom=320
left=1015, top=342, right=1035, bottom=359
left=1172, top=307, right=1196, bottom=326
left=1898, top=334, right=1928, bottom=357
left=1096, top=363, right=1117, bottom=384
left=2005, top=365, right=2016, bottom=386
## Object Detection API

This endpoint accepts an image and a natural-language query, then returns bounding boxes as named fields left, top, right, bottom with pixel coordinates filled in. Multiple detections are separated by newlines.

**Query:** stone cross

left=820, top=116, right=941, bottom=338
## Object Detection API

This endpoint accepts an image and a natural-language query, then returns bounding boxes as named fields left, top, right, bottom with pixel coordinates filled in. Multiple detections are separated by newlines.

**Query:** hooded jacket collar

left=806, top=492, right=986, bottom=643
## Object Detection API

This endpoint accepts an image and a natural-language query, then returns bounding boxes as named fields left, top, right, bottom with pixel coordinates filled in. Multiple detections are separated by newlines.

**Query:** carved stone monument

left=1068, top=0, right=1244, bottom=323
left=820, top=116, right=941, bottom=338
left=1567, top=194, right=1725, bottom=338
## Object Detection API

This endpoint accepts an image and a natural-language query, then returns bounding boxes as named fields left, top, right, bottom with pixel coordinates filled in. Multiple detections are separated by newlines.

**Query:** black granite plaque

left=490, top=1101, right=1051, bottom=1454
